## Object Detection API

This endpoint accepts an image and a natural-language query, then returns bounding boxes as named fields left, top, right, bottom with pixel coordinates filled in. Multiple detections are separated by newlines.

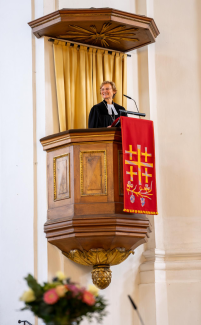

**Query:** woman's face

left=101, top=83, right=116, bottom=101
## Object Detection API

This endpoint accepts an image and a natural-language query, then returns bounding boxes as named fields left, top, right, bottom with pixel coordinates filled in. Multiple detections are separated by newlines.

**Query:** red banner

left=121, top=116, right=158, bottom=215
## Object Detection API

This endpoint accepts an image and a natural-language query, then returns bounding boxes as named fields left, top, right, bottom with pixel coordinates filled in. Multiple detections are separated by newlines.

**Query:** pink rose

left=82, top=290, right=95, bottom=306
left=67, top=284, right=85, bottom=297
left=43, top=289, right=59, bottom=304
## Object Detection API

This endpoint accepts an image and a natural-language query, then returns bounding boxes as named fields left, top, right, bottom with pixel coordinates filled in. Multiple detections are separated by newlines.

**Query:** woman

left=88, top=81, right=125, bottom=128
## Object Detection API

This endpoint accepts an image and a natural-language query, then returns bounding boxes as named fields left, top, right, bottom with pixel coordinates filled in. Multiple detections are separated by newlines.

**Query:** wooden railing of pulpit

left=40, top=128, right=151, bottom=289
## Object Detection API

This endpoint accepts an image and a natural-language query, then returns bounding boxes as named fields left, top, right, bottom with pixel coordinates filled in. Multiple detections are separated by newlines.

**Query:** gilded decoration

left=92, top=266, right=112, bottom=289
left=80, top=150, right=107, bottom=196
left=63, top=247, right=134, bottom=266
left=53, top=153, right=70, bottom=201
left=63, top=248, right=134, bottom=289
left=60, top=23, right=139, bottom=47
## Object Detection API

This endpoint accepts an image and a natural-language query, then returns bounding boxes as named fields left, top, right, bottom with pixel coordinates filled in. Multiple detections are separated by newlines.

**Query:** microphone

left=123, top=94, right=139, bottom=113
left=123, top=94, right=132, bottom=100
left=128, top=295, right=145, bottom=325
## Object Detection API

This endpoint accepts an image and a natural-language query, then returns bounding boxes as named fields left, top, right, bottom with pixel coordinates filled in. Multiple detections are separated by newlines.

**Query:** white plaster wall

left=151, top=0, right=201, bottom=224
left=59, top=0, right=135, bottom=14
left=0, top=1, right=58, bottom=324
left=0, top=0, right=34, bottom=324
left=139, top=0, right=201, bottom=324
left=1, top=0, right=201, bottom=325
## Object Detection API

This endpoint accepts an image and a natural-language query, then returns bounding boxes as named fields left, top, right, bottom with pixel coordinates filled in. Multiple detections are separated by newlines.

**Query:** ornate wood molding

left=40, top=127, right=122, bottom=151
left=41, top=128, right=152, bottom=288
left=44, top=214, right=152, bottom=251
left=28, top=8, right=159, bottom=52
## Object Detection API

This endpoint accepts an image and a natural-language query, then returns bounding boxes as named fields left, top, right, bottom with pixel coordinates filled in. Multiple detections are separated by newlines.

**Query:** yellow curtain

left=53, top=41, right=66, bottom=131
left=86, top=48, right=93, bottom=127
left=122, top=54, right=127, bottom=108
left=53, top=41, right=127, bottom=131
left=104, top=50, right=115, bottom=81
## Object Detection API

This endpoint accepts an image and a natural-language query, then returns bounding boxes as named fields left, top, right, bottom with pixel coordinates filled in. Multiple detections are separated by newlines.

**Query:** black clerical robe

left=88, top=100, right=125, bottom=128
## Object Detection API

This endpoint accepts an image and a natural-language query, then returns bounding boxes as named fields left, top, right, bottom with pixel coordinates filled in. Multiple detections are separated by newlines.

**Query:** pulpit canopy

left=28, top=8, right=159, bottom=52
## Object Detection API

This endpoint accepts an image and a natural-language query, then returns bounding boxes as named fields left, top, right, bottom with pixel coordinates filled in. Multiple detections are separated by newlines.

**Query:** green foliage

left=25, top=274, right=43, bottom=297
left=20, top=273, right=107, bottom=325
left=43, top=282, right=62, bottom=291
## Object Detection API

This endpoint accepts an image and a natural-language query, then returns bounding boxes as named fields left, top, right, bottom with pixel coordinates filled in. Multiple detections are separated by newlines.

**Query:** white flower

left=20, top=288, right=35, bottom=302
left=56, top=271, right=66, bottom=281
left=88, top=284, right=99, bottom=297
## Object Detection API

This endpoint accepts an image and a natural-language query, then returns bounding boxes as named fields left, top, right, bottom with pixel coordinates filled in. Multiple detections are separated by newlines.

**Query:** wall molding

left=140, top=248, right=201, bottom=283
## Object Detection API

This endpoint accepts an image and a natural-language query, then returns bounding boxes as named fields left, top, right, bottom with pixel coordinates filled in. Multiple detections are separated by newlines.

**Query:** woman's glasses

left=101, top=87, right=112, bottom=92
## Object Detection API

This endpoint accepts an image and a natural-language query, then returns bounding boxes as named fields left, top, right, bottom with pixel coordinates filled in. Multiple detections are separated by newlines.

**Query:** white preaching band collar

left=107, top=103, right=118, bottom=116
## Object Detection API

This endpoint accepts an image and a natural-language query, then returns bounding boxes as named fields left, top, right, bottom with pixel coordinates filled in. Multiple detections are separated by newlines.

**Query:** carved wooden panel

left=53, top=154, right=70, bottom=200
left=28, top=8, right=159, bottom=53
left=118, top=150, right=124, bottom=196
left=80, top=150, right=107, bottom=196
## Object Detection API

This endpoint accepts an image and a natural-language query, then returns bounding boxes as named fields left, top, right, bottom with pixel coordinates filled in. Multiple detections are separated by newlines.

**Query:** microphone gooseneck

left=128, top=295, right=146, bottom=325
left=123, top=94, right=132, bottom=100
left=128, top=295, right=137, bottom=309
left=123, top=94, right=139, bottom=113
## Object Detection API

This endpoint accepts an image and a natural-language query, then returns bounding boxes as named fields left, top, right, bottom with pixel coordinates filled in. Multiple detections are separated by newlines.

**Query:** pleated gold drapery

left=53, top=40, right=127, bottom=131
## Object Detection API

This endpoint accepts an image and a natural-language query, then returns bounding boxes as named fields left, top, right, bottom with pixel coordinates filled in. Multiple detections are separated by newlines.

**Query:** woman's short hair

left=100, top=81, right=117, bottom=98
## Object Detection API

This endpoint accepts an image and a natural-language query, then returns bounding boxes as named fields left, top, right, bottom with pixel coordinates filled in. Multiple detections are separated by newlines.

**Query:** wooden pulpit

left=40, top=128, right=151, bottom=289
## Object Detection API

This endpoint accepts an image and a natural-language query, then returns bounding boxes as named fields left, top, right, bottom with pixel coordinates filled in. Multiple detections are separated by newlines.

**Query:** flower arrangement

left=20, top=271, right=107, bottom=325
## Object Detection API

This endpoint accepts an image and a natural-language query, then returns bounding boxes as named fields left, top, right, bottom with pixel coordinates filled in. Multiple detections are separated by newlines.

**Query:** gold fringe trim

left=123, top=209, right=158, bottom=215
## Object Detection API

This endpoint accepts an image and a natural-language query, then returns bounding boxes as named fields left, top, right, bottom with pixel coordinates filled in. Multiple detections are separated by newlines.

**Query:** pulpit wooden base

left=40, top=128, right=152, bottom=288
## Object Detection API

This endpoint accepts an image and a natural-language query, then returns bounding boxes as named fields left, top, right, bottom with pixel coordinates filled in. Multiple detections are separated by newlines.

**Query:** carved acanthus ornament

left=63, top=248, right=134, bottom=289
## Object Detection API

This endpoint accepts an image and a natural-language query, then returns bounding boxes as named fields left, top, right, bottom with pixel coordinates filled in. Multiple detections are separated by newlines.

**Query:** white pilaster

left=139, top=0, right=201, bottom=324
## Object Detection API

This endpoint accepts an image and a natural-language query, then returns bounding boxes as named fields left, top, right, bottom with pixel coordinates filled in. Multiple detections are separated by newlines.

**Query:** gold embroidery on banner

left=53, top=153, right=70, bottom=201
left=123, top=208, right=158, bottom=215
left=80, top=150, right=107, bottom=196
left=60, top=23, right=139, bottom=47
